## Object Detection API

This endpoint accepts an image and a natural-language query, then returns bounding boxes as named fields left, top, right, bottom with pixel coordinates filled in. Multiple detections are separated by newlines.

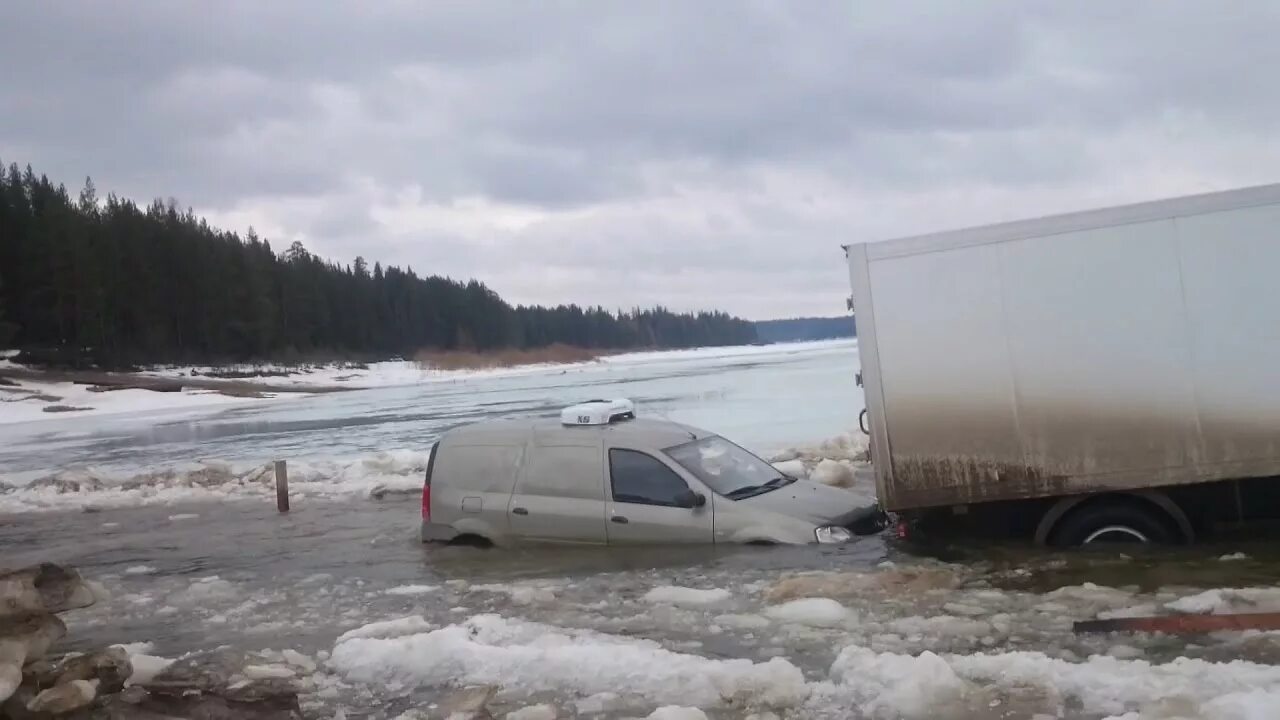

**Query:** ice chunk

left=111, top=641, right=155, bottom=656
left=831, top=646, right=967, bottom=719
left=330, top=614, right=807, bottom=709
left=647, top=708, right=708, bottom=720
left=1219, top=552, right=1250, bottom=562
left=765, top=598, right=854, bottom=628
left=1166, top=588, right=1280, bottom=615
left=124, top=565, right=157, bottom=576
left=643, top=586, right=732, bottom=607
left=942, top=602, right=987, bottom=617
left=168, top=513, right=199, bottom=520
left=1046, top=583, right=1134, bottom=606
left=506, top=704, right=557, bottom=720
left=282, top=649, right=317, bottom=673
left=385, top=584, right=439, bottom=596
left=336, top=616, right=435, bottom=643
left=770, top=460, right=807, bottom=480
left=810, top=459, right=853, bottom=487
left=127, top=654, right=175, bottom=685
left=1097, top=604, right=1157, bottom=620
left=244, top=664, right=296, bottom=679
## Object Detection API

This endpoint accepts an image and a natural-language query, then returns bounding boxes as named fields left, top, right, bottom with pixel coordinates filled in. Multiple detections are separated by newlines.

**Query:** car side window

left=608, top=449, right=691, bottom=507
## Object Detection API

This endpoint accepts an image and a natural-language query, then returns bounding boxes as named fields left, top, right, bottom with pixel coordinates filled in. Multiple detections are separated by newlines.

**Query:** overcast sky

left=2, top=3, right=1277, bottom=320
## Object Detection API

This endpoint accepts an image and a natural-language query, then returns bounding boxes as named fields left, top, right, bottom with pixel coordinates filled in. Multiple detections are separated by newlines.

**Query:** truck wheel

left=1049, top=500, right=1176, bottom=547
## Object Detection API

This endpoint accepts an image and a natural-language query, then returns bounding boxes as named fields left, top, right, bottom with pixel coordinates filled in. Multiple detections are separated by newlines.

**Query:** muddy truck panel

left=847, top=183, right=1280, bottom=513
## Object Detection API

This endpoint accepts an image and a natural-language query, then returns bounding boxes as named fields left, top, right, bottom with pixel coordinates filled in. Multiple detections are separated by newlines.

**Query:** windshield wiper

left=724, top=475, right=794, bottom=500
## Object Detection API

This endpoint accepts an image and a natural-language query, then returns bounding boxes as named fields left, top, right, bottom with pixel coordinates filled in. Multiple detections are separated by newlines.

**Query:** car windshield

left=664, top=436, right=792, bottom=499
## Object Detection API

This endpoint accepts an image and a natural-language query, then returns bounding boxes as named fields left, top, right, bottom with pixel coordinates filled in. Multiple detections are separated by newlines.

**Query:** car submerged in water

left=420, top=399, right=880, bottom=546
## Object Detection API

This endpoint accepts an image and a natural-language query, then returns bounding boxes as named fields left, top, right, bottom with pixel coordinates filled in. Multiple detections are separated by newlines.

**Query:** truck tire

left=1049, top=500, right=1177, bottom=547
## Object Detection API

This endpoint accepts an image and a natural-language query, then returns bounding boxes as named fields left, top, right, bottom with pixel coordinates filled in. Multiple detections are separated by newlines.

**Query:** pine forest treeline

left=0, top=162, right=757, bottom=367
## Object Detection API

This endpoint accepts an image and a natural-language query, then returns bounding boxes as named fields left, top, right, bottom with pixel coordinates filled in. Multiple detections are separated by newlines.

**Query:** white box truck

left=846, top=184, right=1280, bottom=546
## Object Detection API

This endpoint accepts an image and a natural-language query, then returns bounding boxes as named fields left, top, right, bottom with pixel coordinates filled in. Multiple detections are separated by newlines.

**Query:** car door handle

left=512, top=507, right=529, bottom=515
left=611, top=516, right=629, bottom=524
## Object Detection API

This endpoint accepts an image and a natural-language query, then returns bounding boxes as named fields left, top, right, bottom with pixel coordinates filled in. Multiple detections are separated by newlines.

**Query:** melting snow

left=330, top=614, right=808, bottom=710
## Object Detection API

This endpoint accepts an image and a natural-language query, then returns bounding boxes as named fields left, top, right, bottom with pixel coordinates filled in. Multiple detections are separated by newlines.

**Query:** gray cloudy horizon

left=2, top=2, right=1277, bottom=320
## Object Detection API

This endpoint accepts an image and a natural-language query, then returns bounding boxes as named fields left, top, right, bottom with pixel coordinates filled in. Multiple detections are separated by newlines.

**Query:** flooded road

left=4, top=342, right=1280, bottom=719
left=6, top=493, right=1280, bottom=719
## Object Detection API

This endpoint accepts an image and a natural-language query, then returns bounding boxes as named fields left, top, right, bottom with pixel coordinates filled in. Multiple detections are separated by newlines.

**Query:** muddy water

left=6, top=494, right=1280, bottom=719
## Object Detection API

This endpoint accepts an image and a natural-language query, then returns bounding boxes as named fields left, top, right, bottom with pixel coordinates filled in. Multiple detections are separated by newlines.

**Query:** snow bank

left=329, top=614, right=808, bottom=710
left=643, top=586, right=732, bottom=607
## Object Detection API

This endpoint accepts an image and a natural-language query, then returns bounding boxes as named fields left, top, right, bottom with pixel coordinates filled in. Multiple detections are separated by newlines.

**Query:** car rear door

left=507, top=442, right=608, bottom=544
left=605, top=448, right=713, bottom=544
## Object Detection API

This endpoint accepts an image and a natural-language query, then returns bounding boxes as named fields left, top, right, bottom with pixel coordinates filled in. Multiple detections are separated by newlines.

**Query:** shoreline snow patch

left=329, top=614, right=808, bottom=710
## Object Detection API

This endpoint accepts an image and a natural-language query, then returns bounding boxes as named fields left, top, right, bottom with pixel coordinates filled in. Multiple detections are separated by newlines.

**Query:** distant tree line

left=0, top=161, right=757, bottom=367
left=754, top=315, right=855, bottom=344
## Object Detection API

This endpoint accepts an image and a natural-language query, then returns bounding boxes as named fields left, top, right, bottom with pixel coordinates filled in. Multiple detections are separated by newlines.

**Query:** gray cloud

left=3, top=2, right=1277, bottom=319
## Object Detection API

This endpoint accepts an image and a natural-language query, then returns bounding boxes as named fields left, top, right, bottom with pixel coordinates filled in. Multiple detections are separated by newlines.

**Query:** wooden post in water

left=274, top=460, right=290, bottom=512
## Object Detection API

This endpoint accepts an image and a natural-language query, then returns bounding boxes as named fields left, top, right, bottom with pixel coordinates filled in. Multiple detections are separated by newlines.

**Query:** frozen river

left=0, top=340, right=863, bottom=499
left=4, top=340, right=1280, bottom=719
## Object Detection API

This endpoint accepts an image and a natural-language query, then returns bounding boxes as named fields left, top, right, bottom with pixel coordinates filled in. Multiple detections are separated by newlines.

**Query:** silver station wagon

left=420, top=399, right=878, bottom=546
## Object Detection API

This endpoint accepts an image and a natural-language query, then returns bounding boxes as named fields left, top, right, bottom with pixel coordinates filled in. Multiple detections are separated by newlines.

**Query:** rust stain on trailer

left=879, top=405, right=1280, bottom=511
left=890, top=456, right=1075, bottom=508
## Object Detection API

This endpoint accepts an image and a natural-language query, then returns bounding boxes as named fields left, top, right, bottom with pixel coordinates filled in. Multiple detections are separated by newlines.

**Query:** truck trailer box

left=847, top=184, right=1280, bottom=532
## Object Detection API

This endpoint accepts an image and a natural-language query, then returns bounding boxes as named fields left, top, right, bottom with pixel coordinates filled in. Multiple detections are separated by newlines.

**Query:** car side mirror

left=678, top=490, right=707, bottom=509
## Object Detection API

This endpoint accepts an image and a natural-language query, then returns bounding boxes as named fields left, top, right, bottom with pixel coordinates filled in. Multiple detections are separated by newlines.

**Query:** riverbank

left=0, top=363, right=355, bottom=425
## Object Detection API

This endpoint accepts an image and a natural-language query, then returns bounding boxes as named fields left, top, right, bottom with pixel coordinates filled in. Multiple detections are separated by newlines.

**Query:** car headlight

left=815, top=526, right=853, bottom=544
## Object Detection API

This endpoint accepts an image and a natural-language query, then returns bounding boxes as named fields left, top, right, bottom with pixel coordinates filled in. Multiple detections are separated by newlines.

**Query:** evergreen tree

left=0, top=162, right=758, bottom=366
